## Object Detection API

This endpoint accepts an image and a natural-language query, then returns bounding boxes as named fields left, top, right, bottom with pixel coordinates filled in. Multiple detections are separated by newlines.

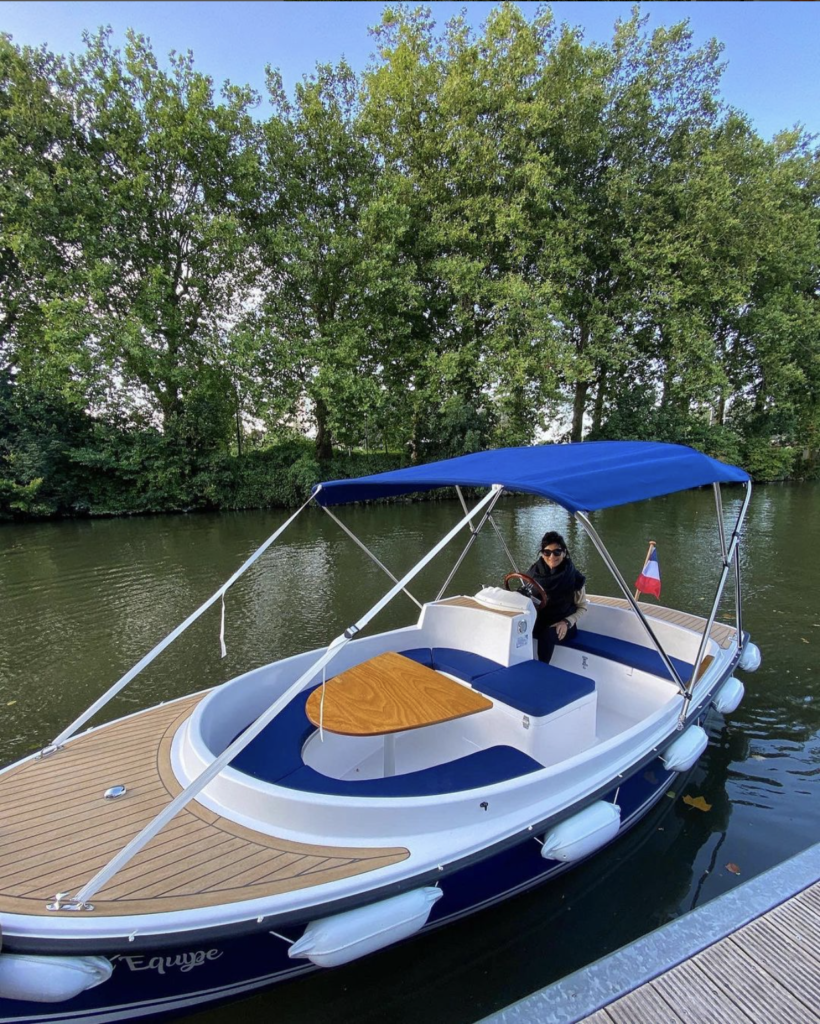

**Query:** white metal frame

left=57, top=485, right=502, bottom=909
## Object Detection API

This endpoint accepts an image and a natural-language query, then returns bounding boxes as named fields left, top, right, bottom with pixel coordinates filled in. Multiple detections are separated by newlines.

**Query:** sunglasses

left=542, top=548, right=564, bottom=557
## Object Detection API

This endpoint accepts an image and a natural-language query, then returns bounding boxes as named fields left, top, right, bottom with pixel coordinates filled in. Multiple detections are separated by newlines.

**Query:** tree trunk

left=716, top=392, right=726, bottom=427
left=571, top=380, right=588, bottom=442
left=591, top=367, right=607, bottom=434
left=314, top=396, right=333, bottom=460
left=571, top=324, right=589, bottom=442
left=234, top=386, right=243, bottom=458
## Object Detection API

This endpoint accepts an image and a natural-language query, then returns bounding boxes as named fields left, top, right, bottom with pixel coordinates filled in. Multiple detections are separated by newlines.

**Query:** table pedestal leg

left=384, top=734, right=396, bottom=777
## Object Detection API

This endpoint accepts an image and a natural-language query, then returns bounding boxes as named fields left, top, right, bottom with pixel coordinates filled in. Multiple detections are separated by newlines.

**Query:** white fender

left=540, top=801, right=621, bottom=863
left=0, top=954, right=112, bottom=1003
left=288, top=887, right=442, bottom=968
left=713, top=677, right=745, bottom=715
left=738, top=642, right=761, bottom=672
left=662, top=725, right=708, bottom=773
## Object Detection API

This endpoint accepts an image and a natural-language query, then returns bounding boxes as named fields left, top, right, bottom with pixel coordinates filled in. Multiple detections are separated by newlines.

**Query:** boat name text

left=112, top=949, right=223, bottom=974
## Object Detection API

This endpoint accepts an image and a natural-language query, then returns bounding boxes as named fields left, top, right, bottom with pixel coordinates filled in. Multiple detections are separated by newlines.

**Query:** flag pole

left=634, top=540, right=656, bottom=601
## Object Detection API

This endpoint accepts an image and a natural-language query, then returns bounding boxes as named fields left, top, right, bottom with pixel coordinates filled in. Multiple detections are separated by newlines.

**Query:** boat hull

left=0, top=749, right=676, bottom=1023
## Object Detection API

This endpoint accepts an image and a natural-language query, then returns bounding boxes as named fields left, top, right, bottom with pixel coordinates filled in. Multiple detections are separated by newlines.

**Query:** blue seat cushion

left=564, top=630, right=693, bottom=682
left=230, top=684, right=319, bottom=783
left=398, top=647, right=503, bottom=682
left=477, top=661, right=595, bottom=717
left=399, top=648, right=434, bottom=667
left=280, top=745, right=543, bottom=796
left=431, top=648, right=503, bottom=682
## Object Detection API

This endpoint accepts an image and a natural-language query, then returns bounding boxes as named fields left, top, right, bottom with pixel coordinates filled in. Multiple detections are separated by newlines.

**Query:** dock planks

left=579, top=879, right=820, bottom=1024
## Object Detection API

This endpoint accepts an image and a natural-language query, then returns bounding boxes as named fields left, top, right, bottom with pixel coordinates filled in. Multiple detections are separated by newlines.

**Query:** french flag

left=635, top=546, right=661, bottom=599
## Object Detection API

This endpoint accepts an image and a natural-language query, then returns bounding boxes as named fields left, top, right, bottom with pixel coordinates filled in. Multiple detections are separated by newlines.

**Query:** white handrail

left=66, top=485, right=501, bottom=907
left=51, top=493, right=317, bottom=749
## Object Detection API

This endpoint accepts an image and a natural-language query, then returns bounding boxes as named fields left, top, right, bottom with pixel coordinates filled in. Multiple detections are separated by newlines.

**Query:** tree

left=0, top=35, right=96, bottom=404
left=65, top=29, right=263, bottom=454
left=253, top=60, right=394, bottom=458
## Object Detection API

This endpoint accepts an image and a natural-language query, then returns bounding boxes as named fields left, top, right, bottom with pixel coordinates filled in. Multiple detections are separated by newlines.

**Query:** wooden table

left=305, top=652, right=492, bottom=775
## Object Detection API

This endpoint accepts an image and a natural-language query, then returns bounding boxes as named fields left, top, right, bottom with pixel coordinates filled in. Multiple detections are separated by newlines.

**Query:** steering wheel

left=503, top=572, right=548, bottom=611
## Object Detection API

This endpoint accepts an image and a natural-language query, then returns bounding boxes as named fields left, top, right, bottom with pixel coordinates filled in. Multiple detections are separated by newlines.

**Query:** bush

left=740, top=438, right=797, bottom=482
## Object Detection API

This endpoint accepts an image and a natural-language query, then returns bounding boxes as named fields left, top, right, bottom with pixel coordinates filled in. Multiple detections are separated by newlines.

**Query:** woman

left=527, top=531, right=588, bottom=663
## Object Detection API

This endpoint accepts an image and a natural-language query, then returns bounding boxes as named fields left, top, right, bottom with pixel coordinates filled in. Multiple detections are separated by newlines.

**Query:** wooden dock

left=479, top=843, right=820, bottom=1024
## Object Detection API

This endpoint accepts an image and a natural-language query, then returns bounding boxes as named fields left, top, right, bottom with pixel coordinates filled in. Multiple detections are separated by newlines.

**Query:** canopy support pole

left=63, top=486, right=501, bottom=910
left=455, top=486, right=476, bottom=533
left=731, top=486, right=746, bottom=651
left=436, top=488, right=505, bottom=600
left=321, top=506, right=422, bottom=610
left=681, top=481, right=752, bottom=721
left=734, top=547, right=744, bottom=651
left=48, top=493, right=318, bottom=753
left=716, top=479, right=741, bottom=655
left=574, top=512, right=686, bottom=695
left=489, top=516, right=519, bottom=573
left=456, top=485, right=518, bottom=573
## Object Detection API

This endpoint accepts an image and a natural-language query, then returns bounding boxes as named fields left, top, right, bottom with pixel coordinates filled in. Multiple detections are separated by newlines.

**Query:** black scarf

left=527, top=553, right=586, bottom=622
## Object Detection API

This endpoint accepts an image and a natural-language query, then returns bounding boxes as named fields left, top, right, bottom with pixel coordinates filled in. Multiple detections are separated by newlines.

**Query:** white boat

left=0, top=442, right=760, bottom=1021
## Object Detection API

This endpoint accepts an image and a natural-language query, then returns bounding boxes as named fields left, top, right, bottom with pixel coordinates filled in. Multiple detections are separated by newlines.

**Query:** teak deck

left=0, top=695, right=408, bottom=920
left=588, top=595, right=738, bottom=649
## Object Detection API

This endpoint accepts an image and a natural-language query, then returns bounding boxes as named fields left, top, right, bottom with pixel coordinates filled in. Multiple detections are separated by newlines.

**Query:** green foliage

left=589, top=389, right=745, bottom=467
left=740, top=439, right=798, bottom=483
left=1, top=8, right=818, bottom=517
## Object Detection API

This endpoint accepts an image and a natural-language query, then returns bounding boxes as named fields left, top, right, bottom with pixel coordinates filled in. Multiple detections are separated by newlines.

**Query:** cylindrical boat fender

left=288, top=887, right=443, bottom=968
left=713, top=677, right=745, bottom=715
left=662, top=724, right=708, bottom=773
left=540, top=801, right=621, bottom=863
left=0, top=954, right=112, bottom=1003
left=738, top=642, right=761, bottom=672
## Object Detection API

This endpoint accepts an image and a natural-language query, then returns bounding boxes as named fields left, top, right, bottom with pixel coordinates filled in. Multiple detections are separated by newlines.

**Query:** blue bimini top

left=313, top=441, right=749, bottom=514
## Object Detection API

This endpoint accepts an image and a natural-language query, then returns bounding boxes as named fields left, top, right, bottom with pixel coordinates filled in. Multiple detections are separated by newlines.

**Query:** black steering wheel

left=503, top=572, right=548, bottom=611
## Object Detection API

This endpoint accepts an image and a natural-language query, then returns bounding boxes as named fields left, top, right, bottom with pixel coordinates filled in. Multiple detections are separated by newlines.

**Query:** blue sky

left=1, top=1, right=818, bottom=140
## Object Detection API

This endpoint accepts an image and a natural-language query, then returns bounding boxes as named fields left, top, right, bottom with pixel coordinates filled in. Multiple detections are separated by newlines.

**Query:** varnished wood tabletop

left=305, top=652, right=492, bottom=736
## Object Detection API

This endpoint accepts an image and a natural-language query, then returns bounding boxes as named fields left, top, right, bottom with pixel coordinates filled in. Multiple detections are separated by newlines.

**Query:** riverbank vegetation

left=2, top=5, right=818, bottom=518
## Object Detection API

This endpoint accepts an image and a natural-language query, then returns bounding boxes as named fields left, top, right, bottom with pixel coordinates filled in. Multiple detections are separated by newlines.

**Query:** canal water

left=1, top=483, right=818, bottom=1021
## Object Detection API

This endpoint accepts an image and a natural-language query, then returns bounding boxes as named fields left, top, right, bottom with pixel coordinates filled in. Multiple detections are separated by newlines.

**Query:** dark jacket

left=527, top=554, right=586, bottom=635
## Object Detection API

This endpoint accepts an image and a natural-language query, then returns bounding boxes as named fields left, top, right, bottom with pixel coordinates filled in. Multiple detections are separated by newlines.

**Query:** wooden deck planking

left=0, top=786, right=173, bottom=850
left=0, top=693, right=409, bottom=918
left=693, top=936, right=819, bottom=1023
left=650, top=957, right=756, bottom=1024
left=731, top=922, right=820, bottom=1010
left=578, top=879, right=820, bottom=1024
left=606, top=984, right=686, bottom=1024
left=437, top=596, right=520, bottom=617
left=2, top=819, right=211, bottom=891
left=0, top=768, right=166, bottom=821
left=587, top=594, right=737, bottom=649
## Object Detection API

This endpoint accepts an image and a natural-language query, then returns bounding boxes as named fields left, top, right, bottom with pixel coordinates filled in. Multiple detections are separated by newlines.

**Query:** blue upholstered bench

left=400, top=647, right=503, bottom=682
left=230, top=684, right=318, bottom=783
left=230, top=683, right=543, bottom=794
left=281, top=745, right=543, bottom=796
left=476, top=661, right=594, bottom=717
left=564, top=630, right=693, bottom=682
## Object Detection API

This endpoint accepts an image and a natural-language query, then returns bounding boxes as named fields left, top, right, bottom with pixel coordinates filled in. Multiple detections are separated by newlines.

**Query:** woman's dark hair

left=540, top=531, right=567, bottom=553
